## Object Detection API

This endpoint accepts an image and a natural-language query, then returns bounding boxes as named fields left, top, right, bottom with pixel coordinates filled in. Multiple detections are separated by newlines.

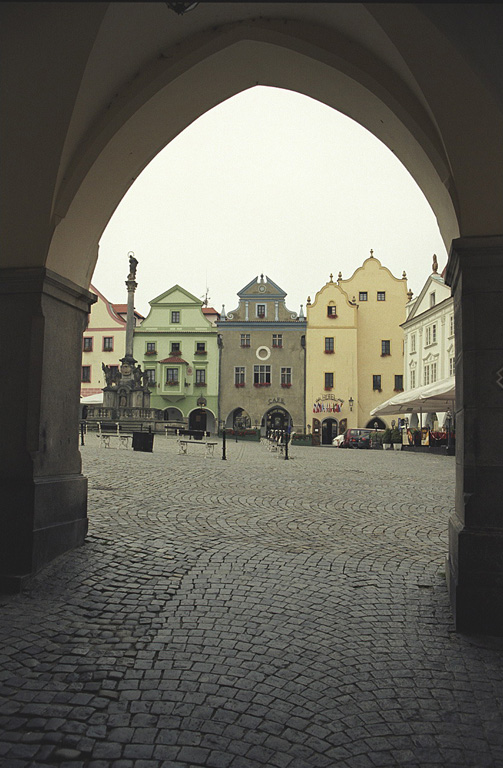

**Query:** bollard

left=222, top=427, right=227, bottom=460
left=80, top=422, right=85, bottom=446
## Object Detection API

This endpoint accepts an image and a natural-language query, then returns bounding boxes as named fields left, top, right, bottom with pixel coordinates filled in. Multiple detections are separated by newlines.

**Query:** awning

left=80, top=392, right=104, bottom=405
left=370, top=376, right=455, bottom=417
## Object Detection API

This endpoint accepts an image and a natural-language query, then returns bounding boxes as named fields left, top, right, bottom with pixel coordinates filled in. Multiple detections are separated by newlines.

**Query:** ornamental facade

left=306, top=253, right=408, bottom=443
left=217, top=275, right=306, bottom=435
left=402, top=259, right=454, bottom=428
left=132, top=285, right=219, bottom=433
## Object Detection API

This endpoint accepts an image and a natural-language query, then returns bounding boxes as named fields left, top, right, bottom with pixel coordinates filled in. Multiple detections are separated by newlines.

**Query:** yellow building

left=306, top=253, right=408, bottom=443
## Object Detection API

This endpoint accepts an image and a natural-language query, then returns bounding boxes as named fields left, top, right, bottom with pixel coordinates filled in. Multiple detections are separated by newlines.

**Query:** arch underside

left=47, top=22, right=464, bottom=288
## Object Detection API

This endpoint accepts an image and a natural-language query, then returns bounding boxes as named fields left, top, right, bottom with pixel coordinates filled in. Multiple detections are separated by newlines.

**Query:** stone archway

left=2, top=4, right=503, bottom=632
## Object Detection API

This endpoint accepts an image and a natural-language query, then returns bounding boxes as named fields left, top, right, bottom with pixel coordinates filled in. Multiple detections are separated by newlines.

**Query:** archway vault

left=48, top=17, right=464, bottom=287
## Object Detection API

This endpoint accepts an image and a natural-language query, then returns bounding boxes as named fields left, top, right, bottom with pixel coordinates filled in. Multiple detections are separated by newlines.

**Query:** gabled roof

left=405, top=272, right=451, bottom=322
left=158, top=356, right=189, bottom=365
left=149, top=284, right=202, bottom=305
left=237, top=275, right=287, bottom=299
left=112, top=303, right=145, bottom=319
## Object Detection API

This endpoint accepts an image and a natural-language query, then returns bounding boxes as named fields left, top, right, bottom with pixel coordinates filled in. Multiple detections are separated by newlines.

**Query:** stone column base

left=0, top=268, right=95, bottom=591
left=446, top=514, right=503, bottom=635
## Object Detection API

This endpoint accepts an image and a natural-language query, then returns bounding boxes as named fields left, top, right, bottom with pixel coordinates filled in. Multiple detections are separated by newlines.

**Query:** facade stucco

left=132, top=285, right=219, bottom=430
left=306, top=256, right=408, bottom=436
left=218, top=276, right=306, bottom=434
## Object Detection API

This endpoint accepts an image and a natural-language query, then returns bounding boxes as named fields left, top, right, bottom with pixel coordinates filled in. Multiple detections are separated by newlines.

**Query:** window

left=425, top=324, right=437, bottom=346
left=423, top=362, right=437, bottom=385
left=410, top=334, right=416, bottom=353
left=235, top=366, right=245, bottom=386
left=381, top=340, right=391, bottom=356
left=430, top=292, right=436, bottom=307
left=325, top=337, right=334, bottom=353
left=83, top=337, right=93, bottom=352
left=327, top=305, right=337, bottom=317
left=171, top=311, right=180, bottom=324
left=171, top=342, right=181, bottom=355
left=410, top=369, right=416, bottom=389
left=272, top=334, right=283, bottom=348
left=253, top=365, right=271, bottom=385
left=324, top=372, right=334, bottom=390
left=103, top=336, right=113, bottom=351
left=377, top=292, right=386, bottom=301
left=145, top=369, right=156, bottom=384
left=394, top=375, right=403, bottom=391
left=373, top=375, right=382, bottom=391
left=81, top=366, right=91, bottom=383
left=449, top=315, right=454, bottom=337
left=257, top=304, right=266, bottom=318
left=281, top=367, right=292, bottom=387
left=166, top=368, right=178, bottom=384
left=196, top=342, right=206, bottom=354
left=146, top=342, right=156, bottom=355
left=359, top=292, right=368, bottom=302
left=450, top=357, right=455, bottom=376
left=195, top=369, right=206, bottom=385
left=240, top=333, right=250, bottom=347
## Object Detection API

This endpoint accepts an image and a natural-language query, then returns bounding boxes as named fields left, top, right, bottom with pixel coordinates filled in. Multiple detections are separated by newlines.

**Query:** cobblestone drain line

left=0, top=440, right=502, bottom=768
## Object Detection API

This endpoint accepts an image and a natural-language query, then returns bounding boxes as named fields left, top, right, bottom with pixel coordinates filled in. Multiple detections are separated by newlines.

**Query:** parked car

left=341, top=428, right=373, bottom=449
left=332, top=434, right=345, bottom=447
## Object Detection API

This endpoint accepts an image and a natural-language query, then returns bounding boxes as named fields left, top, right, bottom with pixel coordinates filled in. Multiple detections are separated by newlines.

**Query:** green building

left=133, top=286, right=220, bottom=433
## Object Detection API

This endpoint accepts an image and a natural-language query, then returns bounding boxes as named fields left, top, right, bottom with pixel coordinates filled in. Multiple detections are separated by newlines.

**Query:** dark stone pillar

left=0, top=268, right=96, bottom=592
left=445, top=236, right=503, bottom=635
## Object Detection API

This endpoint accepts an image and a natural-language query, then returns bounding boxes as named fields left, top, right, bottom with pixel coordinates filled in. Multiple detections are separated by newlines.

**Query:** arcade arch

left=2, top=4, right=503, bottom=633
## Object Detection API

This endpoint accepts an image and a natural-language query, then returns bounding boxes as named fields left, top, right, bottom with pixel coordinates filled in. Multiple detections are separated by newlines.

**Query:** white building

left=402, top=258, right=454, bottom=428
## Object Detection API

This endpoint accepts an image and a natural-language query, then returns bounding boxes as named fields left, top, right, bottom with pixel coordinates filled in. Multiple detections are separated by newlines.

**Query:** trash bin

left=132, top=432, right=154, bottom=452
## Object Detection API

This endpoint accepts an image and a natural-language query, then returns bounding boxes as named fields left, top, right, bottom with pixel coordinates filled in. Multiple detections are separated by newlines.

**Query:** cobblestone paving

left=1, top=438, right=503, bottom=768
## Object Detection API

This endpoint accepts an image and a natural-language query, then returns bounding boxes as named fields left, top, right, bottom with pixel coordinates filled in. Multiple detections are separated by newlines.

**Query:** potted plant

left=391, top=427, right=402, bottom=450
left=382, top=428, right=392, bottom=450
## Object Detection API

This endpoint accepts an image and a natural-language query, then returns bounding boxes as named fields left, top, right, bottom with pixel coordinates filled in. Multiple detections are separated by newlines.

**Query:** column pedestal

left=0, top=268, right=95, bottom=591
left=445, top=236, right=503, bottom=635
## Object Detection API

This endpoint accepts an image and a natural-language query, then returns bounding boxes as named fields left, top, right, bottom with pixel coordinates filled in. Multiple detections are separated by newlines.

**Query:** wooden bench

left=177, top=439, right=217, bottom=458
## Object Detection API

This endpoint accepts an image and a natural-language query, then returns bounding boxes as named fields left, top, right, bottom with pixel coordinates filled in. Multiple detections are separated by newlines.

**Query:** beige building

left=218, top=275, right=306, bottom=435
left=306, top=253, right=408, bottom=442
left=81, top=285, right=143, bottom=398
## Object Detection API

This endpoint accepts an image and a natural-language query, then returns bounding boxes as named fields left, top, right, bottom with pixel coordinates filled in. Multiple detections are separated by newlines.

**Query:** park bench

left=177, top=439, right=218, bottom=458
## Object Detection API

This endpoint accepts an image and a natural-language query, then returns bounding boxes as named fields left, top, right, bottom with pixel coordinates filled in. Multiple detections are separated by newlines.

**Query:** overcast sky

left=94, top=86, right=448, bottom=318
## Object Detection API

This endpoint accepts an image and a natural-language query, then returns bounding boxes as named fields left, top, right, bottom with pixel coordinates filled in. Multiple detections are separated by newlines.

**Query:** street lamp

left=348, top=397, right=354, bottom=412
left=446, top=409, right=454, bottom=455
left=220, top=420, right=227, bottom=461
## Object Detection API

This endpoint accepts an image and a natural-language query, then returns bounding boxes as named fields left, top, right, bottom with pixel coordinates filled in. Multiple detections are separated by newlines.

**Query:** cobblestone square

left=1, top=438, right=502, bottom=767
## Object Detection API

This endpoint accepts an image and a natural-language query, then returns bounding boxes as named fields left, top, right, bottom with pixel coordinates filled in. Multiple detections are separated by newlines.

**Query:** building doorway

left=189, top=409, right=207, bottom=432
left=265, top=407, right=291, bottom=435
left=321, top=418, right=338, bottom=444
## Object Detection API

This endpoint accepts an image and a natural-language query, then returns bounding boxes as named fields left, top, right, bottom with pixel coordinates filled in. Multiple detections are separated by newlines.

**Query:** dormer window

left=257, top=304, right=266, bottom=318
left=430, top=292, right=436, bottom=307
left=327, top=305, right=337, bottom=318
